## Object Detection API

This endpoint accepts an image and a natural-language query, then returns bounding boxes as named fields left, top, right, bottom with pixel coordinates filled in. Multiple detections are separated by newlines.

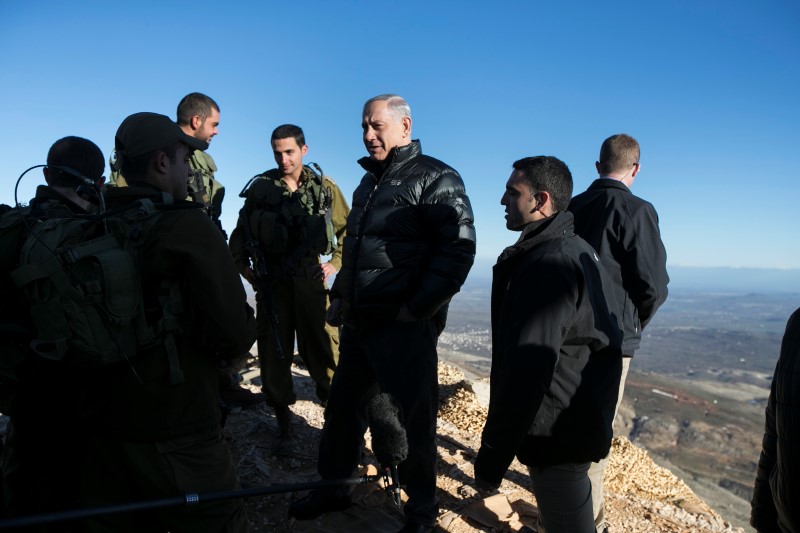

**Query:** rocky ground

left=224, top=360, right=746, bottom=532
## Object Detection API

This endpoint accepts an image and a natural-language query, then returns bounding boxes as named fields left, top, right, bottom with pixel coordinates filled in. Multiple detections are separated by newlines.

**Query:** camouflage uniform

left=229, top=165, right=349, bottom=406
left=109, top=149, right=226, bottom=236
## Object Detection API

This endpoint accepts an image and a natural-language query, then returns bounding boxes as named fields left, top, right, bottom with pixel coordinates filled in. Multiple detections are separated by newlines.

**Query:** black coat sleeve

left=621, top=201, right=668, bottom=328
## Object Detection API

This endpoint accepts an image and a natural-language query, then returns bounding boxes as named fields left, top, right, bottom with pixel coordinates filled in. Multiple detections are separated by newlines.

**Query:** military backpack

left=9, top=197, right=185, bottom=383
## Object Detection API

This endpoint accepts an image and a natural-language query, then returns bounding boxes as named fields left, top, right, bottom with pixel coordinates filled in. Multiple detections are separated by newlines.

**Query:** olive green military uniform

left=0, top=188, right=93, bottom=524
left=229, top=165, right=349, bottom=407
left=109, top=150, right=226, bottom=235
left=80, top=185, right=256, bottom=532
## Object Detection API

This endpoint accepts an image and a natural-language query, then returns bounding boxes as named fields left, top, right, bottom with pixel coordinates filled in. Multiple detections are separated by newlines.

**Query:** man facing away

left=80, top=112, right=256, bottom=532
left=288, top=94, right=476, bottom=532
left=229, top=124, right=349, bottom=439
left=475, top=156, right=624, bottom=533
left=0, top=137, right=105, bottom=526
left=568, top=133, right=669, bottom=531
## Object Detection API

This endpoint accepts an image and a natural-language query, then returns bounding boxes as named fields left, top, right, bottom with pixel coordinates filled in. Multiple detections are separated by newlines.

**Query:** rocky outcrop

left=225, top=360, right=746, bottom=532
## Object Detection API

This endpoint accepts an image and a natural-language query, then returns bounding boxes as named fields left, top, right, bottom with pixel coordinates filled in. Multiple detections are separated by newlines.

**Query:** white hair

left=363, top=94, right=411, bottom=120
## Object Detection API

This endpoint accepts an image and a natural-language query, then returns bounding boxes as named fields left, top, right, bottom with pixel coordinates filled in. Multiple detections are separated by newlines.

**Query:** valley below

left=438, top=283, right=799, bottom=531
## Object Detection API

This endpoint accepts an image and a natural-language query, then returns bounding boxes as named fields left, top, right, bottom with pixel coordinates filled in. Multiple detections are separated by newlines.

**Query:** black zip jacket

left=569, top=179, right=669, bottom=354
left=331, top=140, right=476, bottom=329
left=475, top=212, right=623, bottom=485
left=751, top=307, right=800, bottom=533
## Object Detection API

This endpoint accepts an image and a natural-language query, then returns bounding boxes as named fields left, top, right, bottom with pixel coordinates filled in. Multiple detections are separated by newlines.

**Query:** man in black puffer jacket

left=289, top=94, right=475, bottom=533
left=474, top=156, right=623, bottom=533
left=751, top=307, right=800, bottom=533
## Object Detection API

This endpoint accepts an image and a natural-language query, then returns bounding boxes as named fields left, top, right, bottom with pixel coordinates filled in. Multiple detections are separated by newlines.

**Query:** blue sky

left=2, top=1, right=799, bottom=271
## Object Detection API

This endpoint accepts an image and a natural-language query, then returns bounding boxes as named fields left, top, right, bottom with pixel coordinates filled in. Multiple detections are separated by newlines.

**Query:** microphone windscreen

left=366, top=393, right=409, bottom=466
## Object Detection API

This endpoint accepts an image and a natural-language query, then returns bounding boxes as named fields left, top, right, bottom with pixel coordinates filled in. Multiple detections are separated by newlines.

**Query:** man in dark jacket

left=79, top=113, right=256, bottom=532
left=289, top=94, right=476, bottom=532
left=751, top=307, right=800, bottom=533
left=568, top=133, right=669, bottom=530
left=475, top=156, right=623, bottom=533
left=1, top=137, right=105, bottom=526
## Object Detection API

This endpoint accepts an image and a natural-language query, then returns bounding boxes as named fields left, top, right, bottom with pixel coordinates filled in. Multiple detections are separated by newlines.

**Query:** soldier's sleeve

left=228, top=206, right=249, bottom=273
left=154, top=210, right=255, bottom=360
left=327, top=178, right=350, bottom=272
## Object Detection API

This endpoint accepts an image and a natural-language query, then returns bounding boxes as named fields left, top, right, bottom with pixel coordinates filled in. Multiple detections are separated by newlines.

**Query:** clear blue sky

left=2, top=1, right=799, bottom=270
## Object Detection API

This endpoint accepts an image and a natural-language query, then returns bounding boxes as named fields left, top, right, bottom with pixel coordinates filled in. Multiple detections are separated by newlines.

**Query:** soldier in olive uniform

left=108, top=94, right=261, bottom=410
left=108, top=93, right=226, bottom=237
left=229, top=124, right=349, bottom=439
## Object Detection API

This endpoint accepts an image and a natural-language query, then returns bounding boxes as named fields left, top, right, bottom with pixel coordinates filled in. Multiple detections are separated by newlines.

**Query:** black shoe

left=288, top=489, right=352, bottom=520
left=396, top=523, right=435, bottom=533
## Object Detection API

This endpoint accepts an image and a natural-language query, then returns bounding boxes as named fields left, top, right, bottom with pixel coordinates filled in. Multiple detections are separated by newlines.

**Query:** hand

left=241, top=266, right=255, bottom=286
left=327, top=298, right=343, bottom=327
left=320, top=262, right=337, bottom=283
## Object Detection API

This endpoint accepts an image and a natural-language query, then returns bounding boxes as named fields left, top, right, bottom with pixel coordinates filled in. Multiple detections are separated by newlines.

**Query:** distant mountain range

left=466, top=259, right=800, bottom=293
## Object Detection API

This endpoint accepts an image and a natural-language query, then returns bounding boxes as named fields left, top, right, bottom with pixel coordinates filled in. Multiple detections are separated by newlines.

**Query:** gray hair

left=363, top=94, right=411, bottom=120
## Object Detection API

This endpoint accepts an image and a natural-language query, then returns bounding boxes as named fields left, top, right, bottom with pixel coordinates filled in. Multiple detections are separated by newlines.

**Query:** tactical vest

left=242, top=164, right=335, bottom=263
left=9, top=198, right=186, bottom=384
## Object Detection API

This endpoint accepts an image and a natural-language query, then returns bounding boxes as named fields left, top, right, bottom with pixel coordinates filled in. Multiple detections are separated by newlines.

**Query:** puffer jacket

left=475, top=212, right=623, bottom=485
left=751, top=307, right=800, bottom=533
left=331, top=140, right=476, bottom=329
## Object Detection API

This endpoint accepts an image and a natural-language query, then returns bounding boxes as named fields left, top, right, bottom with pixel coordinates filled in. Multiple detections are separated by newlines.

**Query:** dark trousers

left=80, top=428, right=247, bottom=533
left=318, top=319, right=439, bottom=526
left=256, top=272, right=338, bottom=406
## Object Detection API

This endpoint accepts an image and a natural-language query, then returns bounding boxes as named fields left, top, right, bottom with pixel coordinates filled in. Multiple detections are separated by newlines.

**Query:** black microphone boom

left=366, top=392, right=408, bottom=506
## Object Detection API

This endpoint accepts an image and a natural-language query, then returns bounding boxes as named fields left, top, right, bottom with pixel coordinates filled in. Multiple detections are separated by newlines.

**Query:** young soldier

left=1, top=137, right=105, bottom=526
left=229, top=124, right=349, bottom=439
left=110, top=93, right=261, bottom=410
left=80, top=113, right=256, bottom=532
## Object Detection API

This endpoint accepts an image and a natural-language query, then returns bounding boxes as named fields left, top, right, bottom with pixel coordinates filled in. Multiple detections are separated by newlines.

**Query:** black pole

left=0, top=476, right=379, bottom=530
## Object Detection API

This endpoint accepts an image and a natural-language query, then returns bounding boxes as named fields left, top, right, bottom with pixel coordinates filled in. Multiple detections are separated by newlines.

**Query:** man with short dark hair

left=109, top=93, right=225, bottom=235
left=568, top=133, right=669, bottom=531
left=175, top=92, right=226, bottom=234
left=474, top=155, right=623, bottom=533
left=289, top=94, right=476, bottom=533
left=230, top=123, right=349, bottom=440
left=0, top=136, right=105, bottom=525
left=79, top=112, right=256, bottom=532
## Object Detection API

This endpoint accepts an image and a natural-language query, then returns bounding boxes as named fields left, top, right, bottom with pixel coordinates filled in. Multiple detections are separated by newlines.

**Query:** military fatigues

left=0, top=188, right=94, bottom=527
left=109, top=149, right=226, bottom=236
left=80, top=185, right=256, bottom=532
left=229, top=165, right=349, bottom=406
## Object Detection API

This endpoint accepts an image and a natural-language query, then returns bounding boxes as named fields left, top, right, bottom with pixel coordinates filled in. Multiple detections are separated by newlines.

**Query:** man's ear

left=535, top=190, right=553, bottom=216
left=595, top=161, right=602, bottom=175
left=631, top=162, right=641, bottom=178
left=190, top=115, right=202, bottom=131
left=401, top=116, right=412, bottom=138
left=154, top=150, right=170, bottom=174
left=43, top=167, right=52, bottom=185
